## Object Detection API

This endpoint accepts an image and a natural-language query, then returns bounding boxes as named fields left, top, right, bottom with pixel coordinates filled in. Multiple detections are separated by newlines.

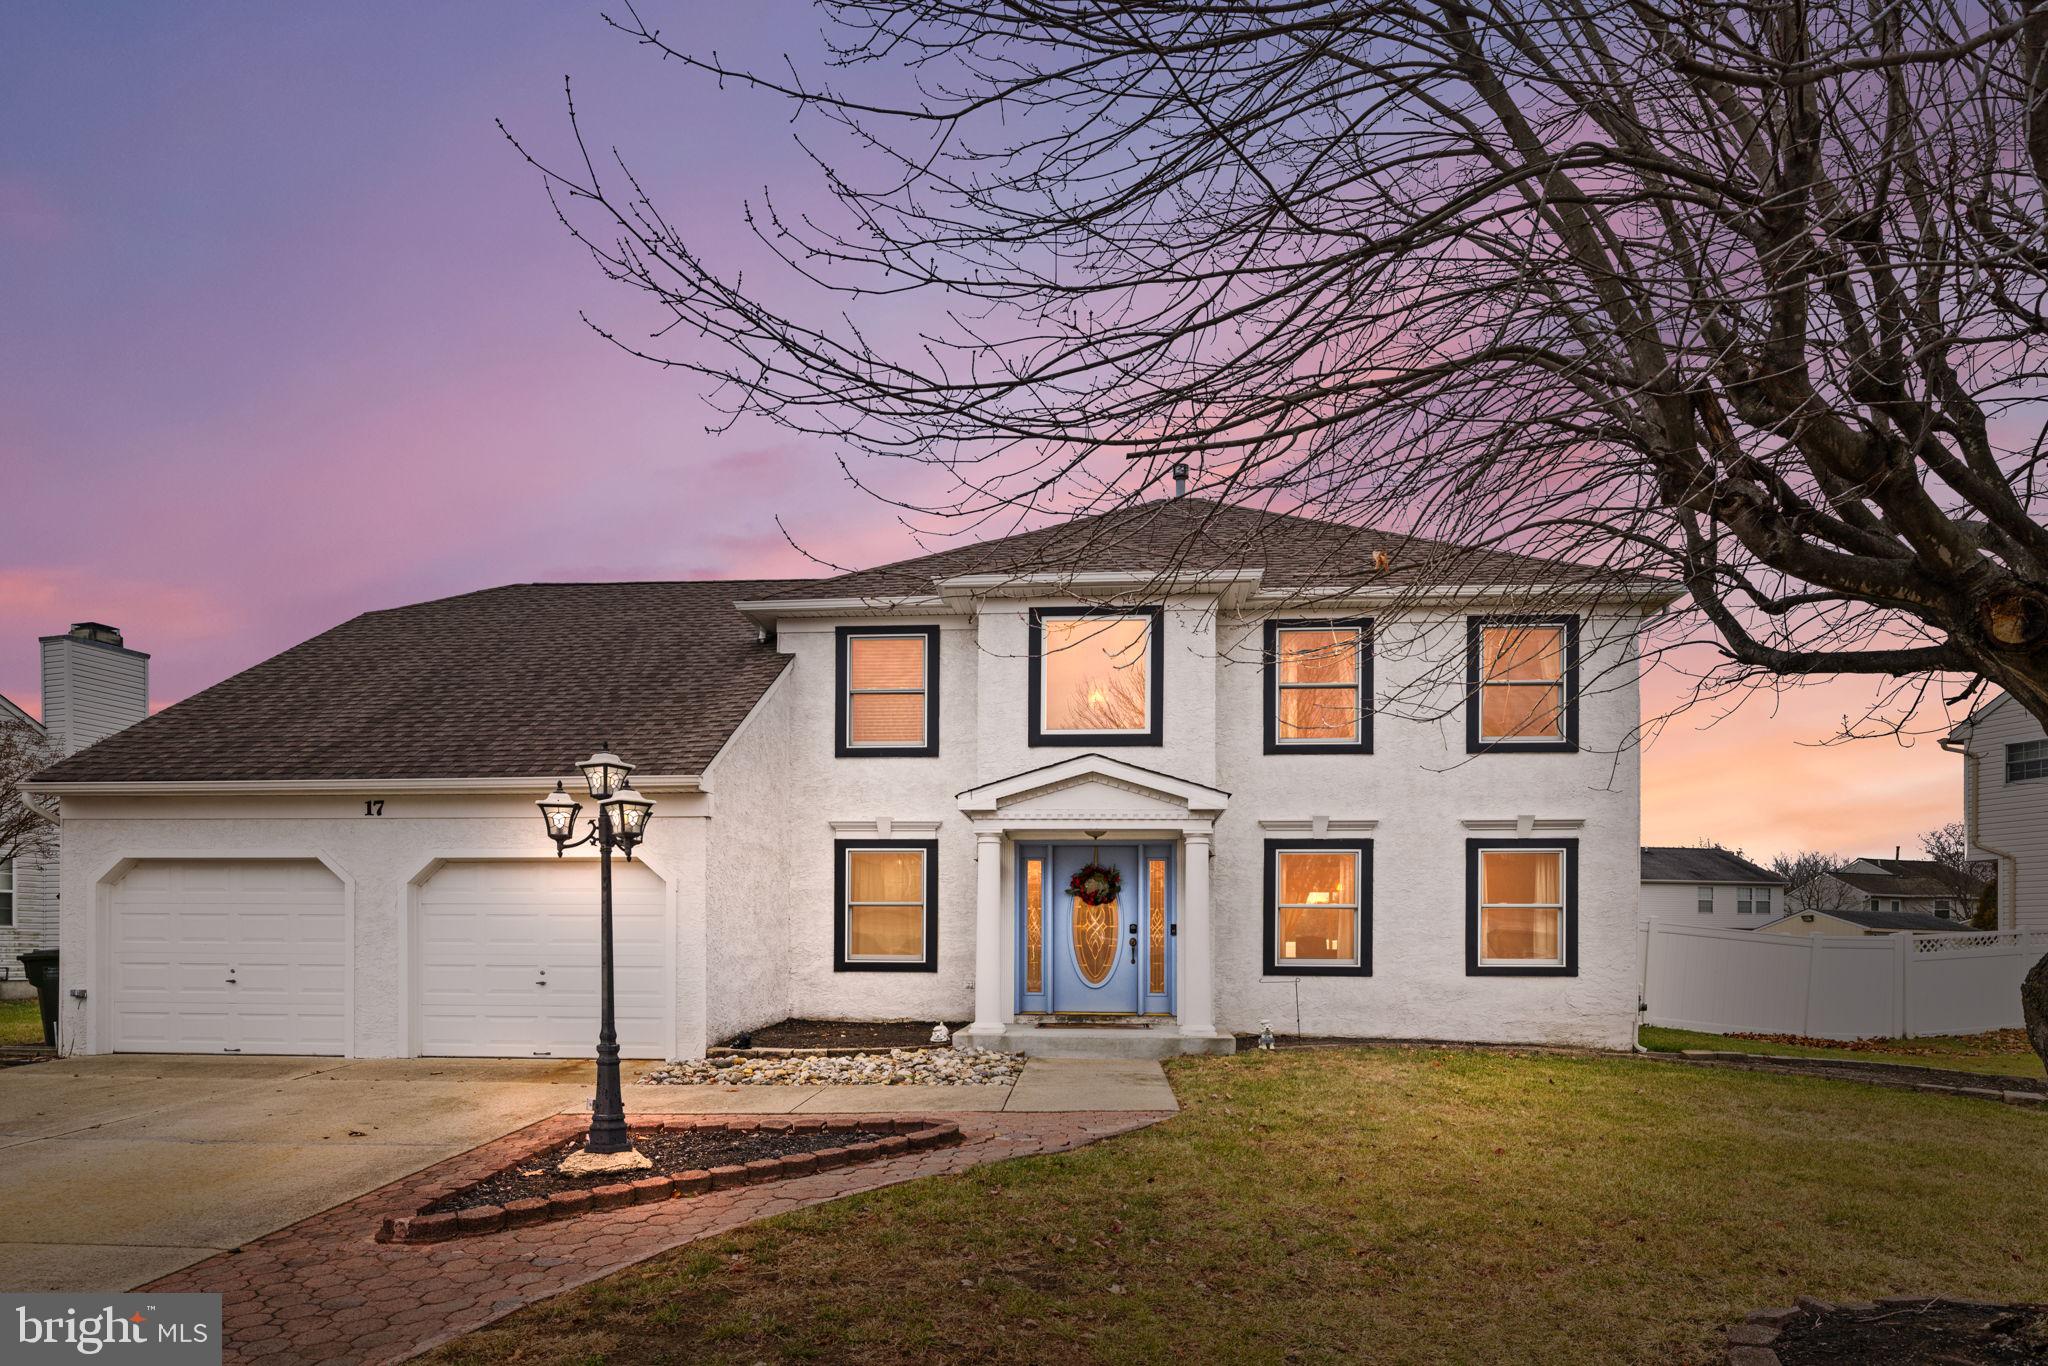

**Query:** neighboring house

left=1639, top=846, right=1786, bottom=926
left=1755, top=905, right=1968, bottom=937
left=1, top=625, right=149, bottom=998
left=25, top=498, right=1677, bottom=1060
left=1800, top=858, right=1983, bottom=923
left=1943, top=695, right=2047, bottom=934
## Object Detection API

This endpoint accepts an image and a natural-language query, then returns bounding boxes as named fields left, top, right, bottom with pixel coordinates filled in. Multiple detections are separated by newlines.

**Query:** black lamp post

left=539, top=744, right=655, bottom=1159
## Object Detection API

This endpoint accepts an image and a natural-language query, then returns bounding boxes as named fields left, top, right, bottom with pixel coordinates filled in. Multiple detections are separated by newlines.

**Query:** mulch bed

left=421, top=1124, right=897, bottom=1212
left=378, top=1116, right=962, bottom=1244
left=729, top=1018, right=965, bottom=1050
left=1734, top=1298, right=2048, bottom=1363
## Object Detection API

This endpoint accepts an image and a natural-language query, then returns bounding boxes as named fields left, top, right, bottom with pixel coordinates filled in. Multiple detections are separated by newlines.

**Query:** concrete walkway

left=0, top=1054, right=1173, bottom=1292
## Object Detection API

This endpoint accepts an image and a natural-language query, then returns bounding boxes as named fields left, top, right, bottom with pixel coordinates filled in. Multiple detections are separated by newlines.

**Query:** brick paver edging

left=1721, top=1294, right=2006, bottom=1364
left=141, top=1108, right=1170, bottom=1365
left=378, top=1115, right=962, bottom=1243
left=1648, top=1050, right=2048, bottom=1108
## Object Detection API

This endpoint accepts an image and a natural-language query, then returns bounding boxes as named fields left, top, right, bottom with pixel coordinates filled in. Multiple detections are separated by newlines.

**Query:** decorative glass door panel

left=1072, top=895, right=1119, bottom=986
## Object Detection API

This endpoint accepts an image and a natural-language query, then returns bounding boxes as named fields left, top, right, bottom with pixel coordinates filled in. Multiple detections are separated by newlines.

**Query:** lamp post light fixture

left=538, top=743, right=656, bottom=1173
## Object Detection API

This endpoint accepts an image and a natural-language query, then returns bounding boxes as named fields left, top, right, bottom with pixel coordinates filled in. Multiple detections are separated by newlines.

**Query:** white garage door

left=416, top=860, right=669, bottom=1059
left=110, top=860, right=348, bottom=1055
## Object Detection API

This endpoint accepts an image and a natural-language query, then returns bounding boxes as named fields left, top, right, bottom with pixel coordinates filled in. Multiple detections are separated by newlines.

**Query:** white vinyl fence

left=1638, top=921, right=2048, bottom=1041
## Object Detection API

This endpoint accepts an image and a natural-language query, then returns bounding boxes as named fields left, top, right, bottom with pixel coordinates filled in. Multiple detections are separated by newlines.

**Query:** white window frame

left=1476, top=623, right=1568, bottom=744
left=2007, top=739, right=2048, bottom=782
left=0, top=858, right=12, bottom=926
left=1273, top=848, right=1363, bottom=968
left=843, top=633, right=930, bottom=750
left=1478, top=847, right=1568, bottom=967
left=1697, top=885, right=1714, bottom=915
left=842, top=846, right=929, bottom=964
left=1272, top=625, right=1365, bottom=746
left=1038, top=614, right=1154, bottom=736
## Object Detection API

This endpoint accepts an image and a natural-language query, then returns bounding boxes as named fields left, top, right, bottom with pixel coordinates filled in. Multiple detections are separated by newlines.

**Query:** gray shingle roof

left=1828, top=868, right=1968, bottom=900
left=1782, top=905, right=1969, bottom=933
left=768, top=497, right=1632, bottom=600
left=31, top=581, right=807, bottom=784
left=1640, top=846, right=1785, bottom=885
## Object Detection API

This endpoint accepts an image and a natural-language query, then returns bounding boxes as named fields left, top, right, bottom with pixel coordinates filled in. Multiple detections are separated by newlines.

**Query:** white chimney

left=39, top=622, right=149, bottom=757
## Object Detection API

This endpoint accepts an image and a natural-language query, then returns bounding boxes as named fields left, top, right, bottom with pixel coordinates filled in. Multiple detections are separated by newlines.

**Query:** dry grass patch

left=425, top=1047, right=2048, bottom=1365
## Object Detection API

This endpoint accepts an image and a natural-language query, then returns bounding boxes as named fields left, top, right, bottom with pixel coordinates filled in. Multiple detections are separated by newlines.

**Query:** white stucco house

left=1944, top=695, right=2047, bottom=933
left=25, top=500, right=1676, bottom=1060
left=1, top=624, right=149, bottom=998
left=1639, top=846, right=1786, bottom=926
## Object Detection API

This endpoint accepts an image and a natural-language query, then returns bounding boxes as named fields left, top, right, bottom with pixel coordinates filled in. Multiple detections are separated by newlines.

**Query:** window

left=2008, top=739, right=2048, bottom=783
left=833, top=840, right=939, bottom=972
left=835, top=626, right=940, bottom=758
left=1466, top=617, right=1579, bottom=753
left=0, top=858, right=12, bottom=927
left=1467, top=840, right=1577, bottom=976
left=1262, top=840, right=1372, bottom=976
left=1028, top=606, right=1164, bottom=746
left=1263, top=619, right=1373, bottom=754
left=1738, top=887, right=1771, bottom=915
left=1697, top=885, right=1715, bottom=915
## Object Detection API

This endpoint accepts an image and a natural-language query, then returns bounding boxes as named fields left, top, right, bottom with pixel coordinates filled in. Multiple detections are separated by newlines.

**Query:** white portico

left=953, top=754, right=1235, bottom=1057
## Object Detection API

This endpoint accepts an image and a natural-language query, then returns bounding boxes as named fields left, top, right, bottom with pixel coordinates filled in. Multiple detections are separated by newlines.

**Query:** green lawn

left=425, top=1047, right=2048, bottom=1365
left=1639, top=1025, right=2045, bottom=1078
left=0, top=998, right=45, bottom=1047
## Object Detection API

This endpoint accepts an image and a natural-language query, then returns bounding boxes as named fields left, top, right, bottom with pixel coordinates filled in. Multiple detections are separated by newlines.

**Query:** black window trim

left=1262, top=617, right=1374, bottom=755
left=1262, top=838, right=1374, bottom=977
left=1027, top=605, right=1166, bottom=748
left=1465, top=837, right=1579, bottom=977
left=1465, top=615, right=1581, bottom=754
left=834, top=625, right=941, bottom=759
left=832, top=838, right=940, bottom=973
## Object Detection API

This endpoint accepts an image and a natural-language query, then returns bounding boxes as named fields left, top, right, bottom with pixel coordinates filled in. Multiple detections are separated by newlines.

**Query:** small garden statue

left=930, top=1022, right=951, bottom=1046
left=1258, top=1020, right=1276, bottom=1051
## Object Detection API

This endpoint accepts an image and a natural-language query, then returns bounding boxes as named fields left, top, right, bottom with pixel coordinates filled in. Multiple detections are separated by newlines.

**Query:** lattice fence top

left=1912, top=931, right=2041, bottom=955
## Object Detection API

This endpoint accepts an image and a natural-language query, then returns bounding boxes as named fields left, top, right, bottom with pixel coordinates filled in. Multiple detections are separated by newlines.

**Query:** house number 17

left=364, top=800, right=385, bottom=816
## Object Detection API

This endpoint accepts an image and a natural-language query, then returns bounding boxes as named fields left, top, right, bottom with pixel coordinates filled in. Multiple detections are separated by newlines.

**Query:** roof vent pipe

left=1172, top=462, right=1188, bottom=498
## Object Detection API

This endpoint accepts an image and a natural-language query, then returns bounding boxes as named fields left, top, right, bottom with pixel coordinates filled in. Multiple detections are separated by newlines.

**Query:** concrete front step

left=956, top=1024, right=1235, bottom=1059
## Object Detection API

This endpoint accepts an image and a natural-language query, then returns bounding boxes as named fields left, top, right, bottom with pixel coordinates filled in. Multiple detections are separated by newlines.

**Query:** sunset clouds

left=0, top=2, right=1962, bottom=859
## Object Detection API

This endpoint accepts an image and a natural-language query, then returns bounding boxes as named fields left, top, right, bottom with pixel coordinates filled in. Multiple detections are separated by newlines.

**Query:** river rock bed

left=646, top=1047, right=1024, bottom=1087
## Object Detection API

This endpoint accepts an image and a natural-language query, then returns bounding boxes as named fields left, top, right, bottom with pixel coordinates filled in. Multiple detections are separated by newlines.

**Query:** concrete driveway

left=0, top=1053, right=1175, bottom=1293
left=0, top=1054, right=654, bottom=1292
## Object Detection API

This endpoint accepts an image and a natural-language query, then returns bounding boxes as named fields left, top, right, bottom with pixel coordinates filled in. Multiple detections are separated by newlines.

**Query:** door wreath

left=1067, top=862, right=1122, bottom=906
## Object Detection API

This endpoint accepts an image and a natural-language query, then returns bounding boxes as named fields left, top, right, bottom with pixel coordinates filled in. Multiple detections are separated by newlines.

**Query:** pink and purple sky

left=0, top=3, right=1964, bottom=862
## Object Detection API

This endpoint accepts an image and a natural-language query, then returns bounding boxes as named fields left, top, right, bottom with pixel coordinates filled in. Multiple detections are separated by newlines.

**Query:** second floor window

left=1264, top=619, right=1372, bottom=754
left=0, top=858, right=12, bottom=927
left=835, top=626, right=939, bottom=758
left=2008, top=739, right=2048, bottom=782
left=1029, top=607, right=1163, bottom=746
left=1697, top=885, right=1714, bottom=914
left=1467, top=616, right=1579, bottom=753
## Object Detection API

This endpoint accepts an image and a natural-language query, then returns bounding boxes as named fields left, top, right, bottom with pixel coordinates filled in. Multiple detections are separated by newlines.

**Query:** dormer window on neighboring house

left=1263, top=619, right=1373, bottom=754
left=835, top=626, right=940, bottom=758
left=1028, top=607, right=1164, bottom=746
left=1466, top=616, right=1579, bottom=753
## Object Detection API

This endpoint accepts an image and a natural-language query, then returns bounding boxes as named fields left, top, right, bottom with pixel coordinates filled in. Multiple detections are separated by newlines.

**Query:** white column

left=962, top=828, right=1007, bottom=1046
left=1178, top=829, right=1218, bottom=1035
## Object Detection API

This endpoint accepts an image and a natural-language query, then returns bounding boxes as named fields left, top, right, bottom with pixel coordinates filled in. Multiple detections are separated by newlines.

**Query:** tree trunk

left=2025, top=951, right=2048, bottom=1074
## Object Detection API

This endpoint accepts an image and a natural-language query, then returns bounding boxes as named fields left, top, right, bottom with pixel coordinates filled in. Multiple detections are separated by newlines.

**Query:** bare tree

left=508, top=1, right=2048, bottom=1056
left=1918, top=820, right=1988, bottom=910
left=1772, top=850, right=1855, bottom=913
left=0, top=713, right=57, bottom=869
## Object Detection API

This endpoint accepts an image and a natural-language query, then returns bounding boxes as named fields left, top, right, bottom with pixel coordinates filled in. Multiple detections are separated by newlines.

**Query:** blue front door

left=1048, top=843, right=1143, bottom=1013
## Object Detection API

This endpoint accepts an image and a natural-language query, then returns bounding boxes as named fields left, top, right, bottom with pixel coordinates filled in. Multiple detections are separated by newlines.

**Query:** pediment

left=956, top=753, right=1228, bottom=821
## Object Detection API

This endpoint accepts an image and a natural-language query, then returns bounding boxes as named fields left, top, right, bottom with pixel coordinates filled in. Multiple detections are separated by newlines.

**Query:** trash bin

left=16, top=950, right=58, bottom=1048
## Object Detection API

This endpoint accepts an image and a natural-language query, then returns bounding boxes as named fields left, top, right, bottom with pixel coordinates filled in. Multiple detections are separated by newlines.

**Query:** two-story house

left=26, top=499, right=1675, bottom=1059
left=1638, top=846, right=1786, bottom=925
left=1943, top=695, right=2048, bottom=933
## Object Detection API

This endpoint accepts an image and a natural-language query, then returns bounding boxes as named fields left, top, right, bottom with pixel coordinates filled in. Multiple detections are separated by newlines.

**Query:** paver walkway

left=142, top=1108, right=1171, bottom=1364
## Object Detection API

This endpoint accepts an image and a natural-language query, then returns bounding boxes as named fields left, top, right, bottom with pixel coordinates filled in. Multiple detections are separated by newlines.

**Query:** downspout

left=18, top=791, right=61, bottom=825
left=1939, top=735, right=2017, bottom=931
